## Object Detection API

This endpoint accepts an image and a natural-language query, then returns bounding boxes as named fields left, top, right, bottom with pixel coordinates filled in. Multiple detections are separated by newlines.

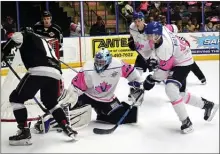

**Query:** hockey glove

left=128, top=81, right=145, bottom=106
left=143, top=75, right=160, bottom=91
left=146, top=58, right=159, bottom=72
left=128, top=36, right=136, bottom=51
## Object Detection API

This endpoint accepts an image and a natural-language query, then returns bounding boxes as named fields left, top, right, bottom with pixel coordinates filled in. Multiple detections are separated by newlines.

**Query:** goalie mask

left=94, top=48, right=112, bottom=73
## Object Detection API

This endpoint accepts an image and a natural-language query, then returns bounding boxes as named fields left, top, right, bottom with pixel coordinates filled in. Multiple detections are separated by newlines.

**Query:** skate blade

left=68, top=134, right=79, bottom=141
left=207, top=104, right=219, bottom=122
left=182, top=126, right=194, bottom=134
left=9, top=139, right=32, bottom=146
left=201, top=82, right=206, bottom=85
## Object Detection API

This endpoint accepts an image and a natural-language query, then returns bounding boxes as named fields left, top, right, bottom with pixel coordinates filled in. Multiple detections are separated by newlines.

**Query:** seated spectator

left=213, top=23, right=220, bottom=31
left=149, top=2, right=162, bottom=19
left=186, top=19, right=195, bottom=32
left=192, top=18, right=200, bottom=31
left=177, top=20, right=183, bottom=32
left=89, top=16, right=106, bottom=36
left=160, top=15, right=166, bottom=25
left=148, top=16, right=154, bottom=23
left=3, top=16, right=16, bottom=38
left=171, top=6, right=182, bottom=23
left=70, top=16, right=81, bottom=37
left=205, top=21, right=215, bottom=32
left=124, top=1, right=134, bottom=25
left=138, top=1, right=149, bottom=15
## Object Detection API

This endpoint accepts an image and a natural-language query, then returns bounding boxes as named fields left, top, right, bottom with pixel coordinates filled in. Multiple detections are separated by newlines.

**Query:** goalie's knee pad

left=165, top=81, right=182, bottom=102
left=96, top=102, right=138, bottom=124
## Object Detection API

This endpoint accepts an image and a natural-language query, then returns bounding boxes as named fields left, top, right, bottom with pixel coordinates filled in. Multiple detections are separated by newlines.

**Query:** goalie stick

left=4, top=59, right=48, bottom=113
left=93, top=88, right=144, bottom=135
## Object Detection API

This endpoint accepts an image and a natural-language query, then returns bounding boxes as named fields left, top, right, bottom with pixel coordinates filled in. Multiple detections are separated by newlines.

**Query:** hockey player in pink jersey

left=143, top=21, right=219, bottom=134
left=165, top=24, right=207, bottom=84
left=34, top=48, right=144, bottom=133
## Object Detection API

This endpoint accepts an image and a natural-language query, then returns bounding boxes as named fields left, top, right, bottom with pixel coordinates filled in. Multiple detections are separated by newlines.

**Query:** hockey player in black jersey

left=33, top=11, right=64, bottom=95
left=1, top=27, right=77, bottom=146
left=33, top=11, right=63, bottom=46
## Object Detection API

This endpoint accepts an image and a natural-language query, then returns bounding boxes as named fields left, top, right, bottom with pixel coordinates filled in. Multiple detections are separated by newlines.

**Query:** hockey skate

left=9, top=124, right=32, bottom=146
left=200, top=78, right=206, bottom=85
left=62, top=124, right=78, bottom=140
left=202, top=98, right=219, bottom=122
left=181, top=117, right=194, bottom=134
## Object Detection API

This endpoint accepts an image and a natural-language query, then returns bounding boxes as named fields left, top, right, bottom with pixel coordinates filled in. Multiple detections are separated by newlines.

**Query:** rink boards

left=1, top=32, right=219, bottom=76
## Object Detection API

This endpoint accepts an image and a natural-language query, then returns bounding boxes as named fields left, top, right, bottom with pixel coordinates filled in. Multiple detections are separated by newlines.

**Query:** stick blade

left=93, top=127, right=116, bottom=135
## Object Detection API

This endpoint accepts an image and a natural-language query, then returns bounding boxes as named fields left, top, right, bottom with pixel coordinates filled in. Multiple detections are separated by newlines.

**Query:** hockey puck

left=57, top=129, right=63, bottom=133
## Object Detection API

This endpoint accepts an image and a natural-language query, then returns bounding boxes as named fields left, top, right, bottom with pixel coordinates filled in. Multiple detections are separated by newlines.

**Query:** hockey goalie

left=34, top=48, right=145, bottom=133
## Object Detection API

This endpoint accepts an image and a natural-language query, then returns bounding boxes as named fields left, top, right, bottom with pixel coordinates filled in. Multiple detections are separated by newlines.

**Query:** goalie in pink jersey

left=34, top=48, right=144, bottom=133
left=143, top=22, right=219, bottom=134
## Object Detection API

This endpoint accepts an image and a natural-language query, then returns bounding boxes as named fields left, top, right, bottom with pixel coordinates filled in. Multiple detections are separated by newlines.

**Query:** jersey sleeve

left=121, top=61, right=141, bottom=82
left=157, top=47, right=174, bottom=71
left=1, top=32, right=23, bottom=61
left=33, top=22, right=42, bottom=33
left=71, top=69, right=88, bottom=96
left=53, top=24, right=63, bottom=49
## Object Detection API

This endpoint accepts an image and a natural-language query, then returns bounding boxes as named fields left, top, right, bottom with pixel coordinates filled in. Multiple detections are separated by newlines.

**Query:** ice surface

left=1, top=61, right=219, bottom=153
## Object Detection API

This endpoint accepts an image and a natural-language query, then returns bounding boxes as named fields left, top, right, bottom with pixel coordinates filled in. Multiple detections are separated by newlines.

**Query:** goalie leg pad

left=96, top=102, right=138, bottom=124
left=68, top=104, right=92, bottom=129
left=34, top=104, right=92, bottom=133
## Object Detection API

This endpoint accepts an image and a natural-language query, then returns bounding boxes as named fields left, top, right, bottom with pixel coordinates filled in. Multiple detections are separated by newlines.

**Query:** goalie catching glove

left=128, top=81, right=145, bottom=106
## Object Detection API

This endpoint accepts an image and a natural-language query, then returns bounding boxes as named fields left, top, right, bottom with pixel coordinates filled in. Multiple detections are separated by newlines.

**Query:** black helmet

left=42, top=11, right=52, bottom=17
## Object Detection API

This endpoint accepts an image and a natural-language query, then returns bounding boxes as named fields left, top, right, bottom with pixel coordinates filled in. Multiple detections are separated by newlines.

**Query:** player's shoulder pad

left=82, top=60, right=95, bottom=72
left=52, top=23, right=62, bottom=33
left=129, top=22, right=137, bottom=31
left=109, top=58, right=124, bottom=68
left=34, top=21, right=43, bottom=26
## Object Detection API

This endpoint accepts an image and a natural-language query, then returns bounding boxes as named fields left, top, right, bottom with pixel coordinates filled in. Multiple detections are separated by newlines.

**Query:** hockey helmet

left=42, top=11, right=52, bottom=17
left=133, top=12, right=145, bottom=20
left=145, top=21, right=163, bottom=42
left=94, top=48, right=112, bottom=73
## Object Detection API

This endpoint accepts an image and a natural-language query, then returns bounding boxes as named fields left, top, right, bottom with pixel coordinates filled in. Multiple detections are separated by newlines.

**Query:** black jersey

left=1, top=31, right=62, bottom=80
left=33, top=22, right=63, bottom=47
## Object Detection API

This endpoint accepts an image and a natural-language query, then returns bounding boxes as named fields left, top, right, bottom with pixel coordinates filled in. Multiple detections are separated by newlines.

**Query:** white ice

left=1, top=61, right=219, bottom=153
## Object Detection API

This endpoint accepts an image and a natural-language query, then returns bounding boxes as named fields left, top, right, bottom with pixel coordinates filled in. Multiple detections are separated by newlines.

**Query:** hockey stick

left=59, top=60, right=78, bottom=73
left=93, top=89, right=144, bottom=135
left=4, top=60, right=48, bottom=113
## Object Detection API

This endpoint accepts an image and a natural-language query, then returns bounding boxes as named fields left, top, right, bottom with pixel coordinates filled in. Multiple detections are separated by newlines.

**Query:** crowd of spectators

left=2, top=1, right=219, bottom=39
left=118, top=1, right=220, bottom=33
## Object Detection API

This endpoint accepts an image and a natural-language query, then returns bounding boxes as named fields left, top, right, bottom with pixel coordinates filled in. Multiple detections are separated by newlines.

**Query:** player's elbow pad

left=128, top=37, right=135, bottom=51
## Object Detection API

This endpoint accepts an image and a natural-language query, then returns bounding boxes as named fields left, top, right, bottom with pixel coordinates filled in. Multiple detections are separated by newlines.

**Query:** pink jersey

left=152, top=27, right=194, bottom=81
left=71, top=58, right=141, bottom=102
